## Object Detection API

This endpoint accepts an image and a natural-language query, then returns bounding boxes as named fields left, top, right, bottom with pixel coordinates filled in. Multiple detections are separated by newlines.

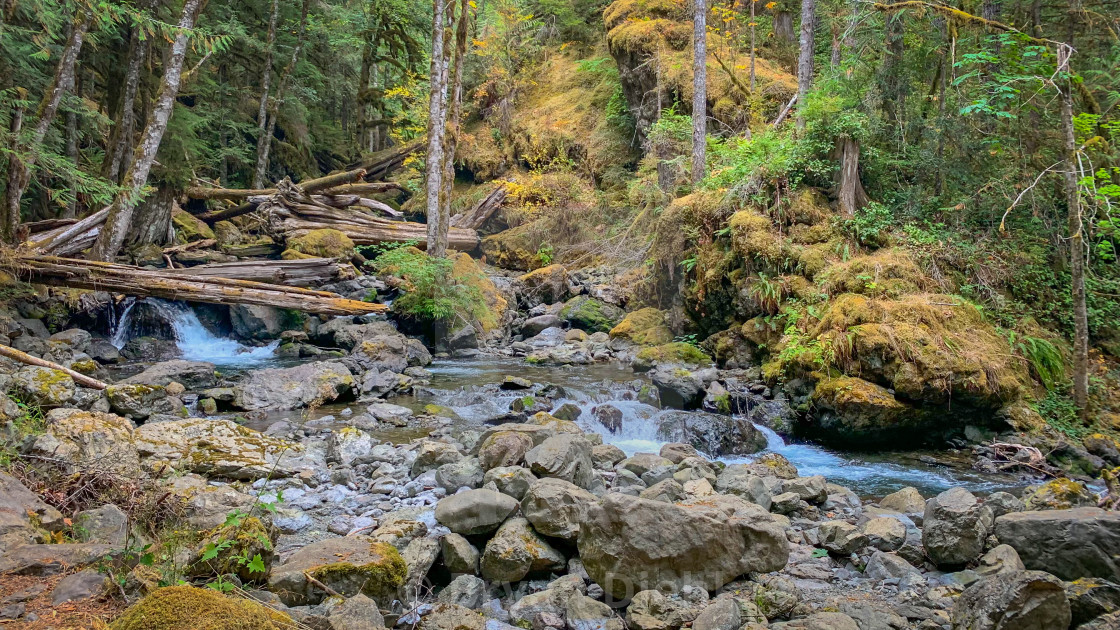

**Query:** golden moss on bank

left=110, top=586, right=293, bottom=630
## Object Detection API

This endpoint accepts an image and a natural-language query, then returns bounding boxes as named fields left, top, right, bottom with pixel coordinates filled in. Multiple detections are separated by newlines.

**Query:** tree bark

left=436, top=0, right=471, bottom=256
left=253, top=0, right=312, bottom=189
left=451, top=183, right=507, bottom=230
left=164, top=257, right=349, bottom=287
left=425, top=0, right=451, bottom=257
left=796, top=0, right=816, bottom=128
left=1059, top=47, right=1088, bottom=419
left=749, top=0, right=756, bottom=90
left=881, top=12, right=906, bottom=127
left=691, top=0, right=707, bottom=184
left=102, top=6, right=148, bottom=185
left=126, top=187, right=175, bottom=246
left=252, top=0, right=281, bottom=189
left=836, top=137, right=869, bottom=215
left=2, top=11, right=90, bottom=243
left=774, top=9, right=794, bottom=44
left=90, top=0, right=203, bottom=261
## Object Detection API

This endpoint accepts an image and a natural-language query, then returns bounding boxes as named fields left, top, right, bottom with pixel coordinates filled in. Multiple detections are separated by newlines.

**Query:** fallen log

left=0, top=344, right=108, bottom=389
left=319, top=182, right=404, bottom=196
left=27, top=206, right=109, bottom=256
left=2, top=255, right=386, bottom=316
left=25, top=218, right=78, bottom=234
left=267, top=202, right=478, bottom=251
left=354, top=138, right=424, bottom=182
left=185, top=168, right=368, bottom=203
left=451, top=184, right=508, bottom=230
left=163, top=257, right=348, bottom=287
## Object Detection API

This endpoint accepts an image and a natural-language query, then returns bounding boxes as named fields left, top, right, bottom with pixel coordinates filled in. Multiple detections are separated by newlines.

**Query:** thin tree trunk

left=251, top=0, right=280, bottom=189
left=1059, top=47, right=1088, bottom=419
left=749, top=0, right=756, bottom=90
left=796, top=0, right=816, bottom=128
left=253, top=0, right=311, bottom=189
left=691, top=0, right=707, bottom=184
left=2, top=11, right=90, bottom=243
left=102, top=10, right=148, bottom=184
left=881, top=12, right=905, bottom=128
left=830, top=20, right=841, bottom=68
left=437, top=0, right=471, bottom=257
left=90, top=0, right=203, bottom=261
left=64, top=83, right=79, bottom=219
left=425, top=0, right=451, bottom=258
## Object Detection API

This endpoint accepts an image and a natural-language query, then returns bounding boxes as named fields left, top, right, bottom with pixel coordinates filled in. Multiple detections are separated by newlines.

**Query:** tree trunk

left=251, top=0, right=280, bottom=188
left=774, top=9, right=794, bottom=44
left=425, top=0, right=451, bottom=258
left=796, top=0, right=816, bottom=128
left=438, top=0, right=471, bottom=248
left=1060, top=51, right=1089, bottom=420
left=126, top=187, right=175, bottom=246
left=749, top=0, right=756, bottom=90
left=2, top=11, right=90, bottom=243
left=253, top=0, right=311, bottom=189
left=830, top=20, right=841, bottom=68
left=881, top=12, right=905, bottom=127
left=836, top=137, right=869, bottom=216
left=90, top=0, right=202, bottom=261
left=691, top=0, right=707, bottom=184
left=102, top=7, right=148, bottom=184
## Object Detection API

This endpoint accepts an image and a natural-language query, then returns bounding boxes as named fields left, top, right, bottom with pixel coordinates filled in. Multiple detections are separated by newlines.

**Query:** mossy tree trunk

left=796, top=0, right=816, bottom=129
left=425, top=0, right=451, bottom=258
left=1059, top=37, right=1089, bottom=420
left=691, top=0, right=707, bottom=185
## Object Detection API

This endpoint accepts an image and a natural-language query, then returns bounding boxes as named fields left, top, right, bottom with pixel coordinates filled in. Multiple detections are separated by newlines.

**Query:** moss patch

left=635, top=342, right=711, bottom=367
left=110, top=586, right=293, bottom=630
left=559, top=295, right=624, bottom=333
left=171, top=209, right=215, bottom=242
left=610, top=307, right=674, bottom=346
left=287, top=228, right=355, bottom=258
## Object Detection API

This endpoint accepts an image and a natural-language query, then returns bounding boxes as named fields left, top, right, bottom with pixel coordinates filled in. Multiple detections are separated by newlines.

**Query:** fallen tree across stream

left=1, top=255, right=385, bottom=316
left=162, top=257, right=349, bottom=287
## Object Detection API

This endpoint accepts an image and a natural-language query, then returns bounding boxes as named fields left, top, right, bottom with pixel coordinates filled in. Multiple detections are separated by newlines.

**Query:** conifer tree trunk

left=251, top=0, right=280, bottom=188
left=691, top=0, right=707, bottom=184
left=749, top=0, right=756, bottom=90
left=1059, top=44, right=1089, bottom=419
left=253, top=0, right=311, bottom=189
left=438, top=0, right=471, bottom=254
left=2, top=10, right=90, bottom=243
left=774, top=9, right=794, bottom=44
left=425, top=0, right=451, bottom=258
left=796, top=0, right=816, bottom=128
left=90, top=0, right=203, bottom=261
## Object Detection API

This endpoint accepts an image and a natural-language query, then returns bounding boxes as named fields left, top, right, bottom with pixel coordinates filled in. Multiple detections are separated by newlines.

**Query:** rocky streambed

left=0, top=297, right=1118, bottom=629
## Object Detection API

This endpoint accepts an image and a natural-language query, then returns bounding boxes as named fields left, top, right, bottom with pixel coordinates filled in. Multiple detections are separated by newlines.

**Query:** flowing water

left=111, top=298, right=279, bottom=367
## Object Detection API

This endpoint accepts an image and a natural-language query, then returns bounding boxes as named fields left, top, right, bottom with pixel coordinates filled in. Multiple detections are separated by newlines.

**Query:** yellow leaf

left=765, top=2, right=777, bottom=8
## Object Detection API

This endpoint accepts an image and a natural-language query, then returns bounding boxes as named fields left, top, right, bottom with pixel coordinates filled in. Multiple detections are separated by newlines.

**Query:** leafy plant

left=374, top=248, right=489, bottom=325
left=536, top=243, right=555, bottom=265
left=1005, top=331, right=1066, bottom=391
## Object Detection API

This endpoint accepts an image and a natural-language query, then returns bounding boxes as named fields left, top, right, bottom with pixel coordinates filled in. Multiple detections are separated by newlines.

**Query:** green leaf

left=246, top=554, right=267, bottom=575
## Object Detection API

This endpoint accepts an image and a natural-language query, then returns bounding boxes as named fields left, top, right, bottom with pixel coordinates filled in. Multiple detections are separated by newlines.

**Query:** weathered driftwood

left=319, top=182, right=403, bottom=196
left=451, top=184, right=508, bottom=230
left=268, top=204, right=479, bottom=251
left=191, top=169, right=368, bottom=223
left=27, top=206, right=109, bottom=256
left=2, top=255, right=385, bottom=316
left=353, top=138, right=424, bottom=182
left=25, top=218, right=78, bottom=234
left=163, top=257, right=347, bottom=287
left=0, top=343, right=108, bottom=389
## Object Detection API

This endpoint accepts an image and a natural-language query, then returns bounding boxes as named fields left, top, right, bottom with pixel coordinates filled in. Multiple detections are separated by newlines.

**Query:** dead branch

left=0, top=343, right=108, bottom=389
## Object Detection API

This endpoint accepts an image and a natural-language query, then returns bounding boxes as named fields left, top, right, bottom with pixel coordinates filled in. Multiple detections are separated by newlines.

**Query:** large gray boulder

left=230, top=305, right=287, bottom=339
left=133, top=417, right=302, bottom=480
left=481, top=517, right=565, bottom=583
left=923, top=487, right=991, bottom=568
left=27, top=409, right=140, bottom=475
left=521, top=477, right=597, bottom=541
left=268, top=536, right=406, bottom=606
left=656, top=411, right=767, bottom=457
left=232, top=360, right=353, bottom=410
left=994, top=508, right=1120, bottom=580
left=121, top=360, right=216, bottom=389
left=434, top=489, right=519, bottom=535
left=577, top=493, right=788, bottom=599
left=951, top=570, right=1071, bottom=630
left=12, top=366, right=74, bottom=407
left=713, top=465, right=772, bottom=511
left=0, top=472, right=64, bottom=548
left=525, top=434, right=596, bottom=490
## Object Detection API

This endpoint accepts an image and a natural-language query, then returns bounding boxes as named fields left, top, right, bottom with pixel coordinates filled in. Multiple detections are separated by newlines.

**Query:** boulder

left=28, top=409, right=139, bottom=475
left=51, top=569, right=107, bottom=605
left=879, top=486, right=925, bottom=514
left=1066, top=578, right=1120, bottom=628
left=121, top=360, right=216, bottom=390
left=327, top=427, right=374, bottom=466
left=434, top=489, right=519, bottom=535
left=650, top=367, right=705, bottom=409
left=0, top=542, right=116, bottom=575
left=976, top=544, right=1026, bottom=577
left=993, top=508, right=1120, bottom=580
left=1022, top=478, right=1099, bottom=511
left=440, top=533, right=480, bottom=575
left=438, top=574, right=488, bottom=609
left=420, top=603, right=486, bottom=630
left=923, top=487, right=991, bottom=568
left=326, top=593, right=385, bottom=630
left=412, top=441, right=463, bottom=476
left=577, top=493, right=788, bottom=599
left=120, top=336, right=180, bottom=361
left=862, top=517, right=907, bottom=552
left=268, top=536, right=406, bottom=606
left=0, top=472, right=64, bottom=548
left=525, top=434, right=596, bottom=490
left=819, top=520, right=869, bottom=555
left=518, top=265, right=570, bottom=305
left=522, top=314, right=563, bottom=337
left=73, top=504, right=129, bottom=546
left=559, top=295, right=623, bottom=333
left=232, top=360, right=354, bottom=410
left=106, top=384, right=182, bottom=420
left=777, top=612, right=860, bottom=630
left=656, top=411, right=767, bottom=458
left=435, top=458, right=486, bottom=491
left=287, top=228, right=355, bottom=258
left=134, top=417, right=301, bottom=480
left=713, top=465, right=772, bottom=511
left=864, top=551, right=921, bottom=580
left=692, top=598, right=741, bottom=630
left=12, top=366, right=74, bottom=407
left=521, top=478, right=597, bottom=541
left=230, top=305, right=288, bottom=340
left=951, top=570, right=1071, bottom=630
left=609, top=308, right=673, bottom=346
left=784, top=476, right=827, bottom=504
left=567, top=593, right=617, bottom=630
left=49, top=329, right=92, bottom=352
left=478, top=430, right=535, bottom=470
left=591, top=444, right=626, bottom=470
left=186, top=517, right=274, bottom=582
left=592, top=404, right=623, bottom=434
left=481, top=516, right=565, bottom=583
left=483, top=466, right=537, bottom=500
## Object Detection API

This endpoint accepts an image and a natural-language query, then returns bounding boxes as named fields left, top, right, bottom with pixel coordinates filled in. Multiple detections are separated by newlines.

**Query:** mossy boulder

left=186, top=517, right=276, bottom=582
left=480, top=223, right=541, bottom=271
left=133, top=417, right=301, bottom=480
left=106, top=383, right=184, bottom=421
left=171, top=208, right=216, bottom=242
left=810, top=377, right=913, bottom=444
left=28, top=408, right=140, bottom=475
left=268, top=536, right=407, bottom=606
left=559, top=295, right=624, bottom=333
left=518, top=264, right=569, bottom=305
left=110, top=585, right=293, bottom=630
left=12, top=365, right=75, bottom=407
left=633, top=342, right=711, bottom=371
left=287, top=228, right=355, bottom=258
left=212, top=220, right=241, bottom=247
left=1022, top=478, right=1099, bottom=511
left=451, top=252, right=508, bottom=333
left=280, top=248, right=317, bottom=260
left=610, top=307, right=673, bottom=346
left=819, top=248, right=926, bottom=297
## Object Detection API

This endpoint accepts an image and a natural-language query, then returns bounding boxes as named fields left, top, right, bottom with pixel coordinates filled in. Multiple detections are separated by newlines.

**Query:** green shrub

left=373, top=248, right=489, bottom=325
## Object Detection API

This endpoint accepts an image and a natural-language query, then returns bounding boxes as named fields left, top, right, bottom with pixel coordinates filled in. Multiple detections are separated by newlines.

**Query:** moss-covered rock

left=451, top=252, right=508, bottom=333
left=559, top=295, right=624, bottom=333
left=480, top=223, right=541, bottom=271
left=280, top=248, right=317, bottom=260
left=171, top=209, right=216, bottom=242
left=133, top=417, right=301, bottom=480
left=819, top=248, right=927, bottom=297
left=634, top=342, right=710, bottom=370
left=268, top=536, right=407, bottom=606
left=518, top=264, right=569, bottom=305
left=610, top=307, right=673, bottom=346
left=212, top=220, right=241, bottom=247
left=12, top=365, right=75, bottom=407
left=28, top=408, right=140, bottom=475
left=1022, top=478, right=1099, bottom=511
left=110, top=585, right=293, bottom=630
left=287, top=228, right=355, bottom=258
left=810, top=377, right=912, bottom=442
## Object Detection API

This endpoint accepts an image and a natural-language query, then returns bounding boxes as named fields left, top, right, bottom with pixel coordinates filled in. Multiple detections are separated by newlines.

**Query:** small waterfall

left=111, top=298, right=278, bottom=366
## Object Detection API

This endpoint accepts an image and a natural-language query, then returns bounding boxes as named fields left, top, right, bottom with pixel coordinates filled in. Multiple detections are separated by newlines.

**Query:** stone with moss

left=481, top=223, right=542, bottom=271
left=559, top=295, right=624, bottom=333
left=106, top=384, right=182, bottom=421
left=12, top=365, right=75, bottom=407
left=171, top=209, right=216, bottom=242
left=287, top=228, right=355, bottom=258
left=1022, top=478, right=1099, bottom=511
left=633, top=342, right=710, bottom=371
left=818, top=248, right=926, bottom=297
left=809, top=377, right=914, bottom=445
left=133, top=417, right=302, bottom=480
left=110, top=585, right=293, bottom=630
left=517, top=264, right=569, bottom=305
left=28, top=408, right=140, bottom=475
left=610, top=307, right=673, bottom=346
left=451, top=252, right=508, bottom=333
left=212, top=220, right=241, bottom=247
left=480, top=516, right=565, bottom=583
left=268, top=536, right=407, bottom=606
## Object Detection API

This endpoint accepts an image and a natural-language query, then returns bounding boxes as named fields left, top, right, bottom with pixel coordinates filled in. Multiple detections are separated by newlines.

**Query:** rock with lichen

left=268, top=536, right=407, bottom=606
